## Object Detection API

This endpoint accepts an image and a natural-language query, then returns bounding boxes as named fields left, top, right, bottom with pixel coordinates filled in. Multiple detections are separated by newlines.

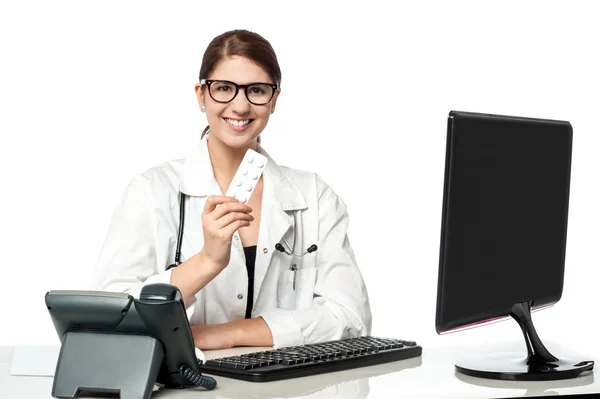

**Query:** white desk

left=1, top=341, right=597, bottom=398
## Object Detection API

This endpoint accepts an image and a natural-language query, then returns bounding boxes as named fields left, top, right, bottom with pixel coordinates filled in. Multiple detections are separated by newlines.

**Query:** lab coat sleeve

left=91, top=176, right=196, bottom=316
left=258, top=175, right=372, bottom=347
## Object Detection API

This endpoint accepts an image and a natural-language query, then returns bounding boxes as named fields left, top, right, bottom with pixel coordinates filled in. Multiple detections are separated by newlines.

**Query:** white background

left=0, top=0, right=598, bottom=356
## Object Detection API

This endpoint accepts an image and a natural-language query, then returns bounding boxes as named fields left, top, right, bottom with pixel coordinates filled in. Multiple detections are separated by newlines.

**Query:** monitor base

left=455, top=301, right=594, bottom=381
left=456, top=353, right=594, bottom=381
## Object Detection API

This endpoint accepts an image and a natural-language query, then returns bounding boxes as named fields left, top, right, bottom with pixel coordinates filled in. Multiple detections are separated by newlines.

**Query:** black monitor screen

left=436, top=111, right=573, bottom=333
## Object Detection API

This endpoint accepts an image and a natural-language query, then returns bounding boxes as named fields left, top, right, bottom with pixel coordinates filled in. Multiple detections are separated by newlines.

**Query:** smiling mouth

left=224, top=118, right=254, bottom=127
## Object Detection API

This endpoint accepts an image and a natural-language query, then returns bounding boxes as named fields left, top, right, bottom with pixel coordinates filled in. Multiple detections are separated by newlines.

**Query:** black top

left=243, top=246, right=257, bottom=319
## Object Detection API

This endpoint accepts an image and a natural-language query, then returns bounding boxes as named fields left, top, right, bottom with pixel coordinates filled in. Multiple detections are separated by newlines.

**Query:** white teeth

left=226, top=118, right=250, bottom=127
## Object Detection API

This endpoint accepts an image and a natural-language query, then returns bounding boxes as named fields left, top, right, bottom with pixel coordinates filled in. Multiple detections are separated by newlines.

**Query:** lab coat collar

left=179, top=135, right=307, bottom=211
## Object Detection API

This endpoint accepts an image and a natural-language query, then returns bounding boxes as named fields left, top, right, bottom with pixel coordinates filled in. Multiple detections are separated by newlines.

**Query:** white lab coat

left=92, top=136, right=372, bottom=348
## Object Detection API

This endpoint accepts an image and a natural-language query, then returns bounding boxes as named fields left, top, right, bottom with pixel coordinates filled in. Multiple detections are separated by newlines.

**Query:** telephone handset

left=45, top=283, right=216, bottom=399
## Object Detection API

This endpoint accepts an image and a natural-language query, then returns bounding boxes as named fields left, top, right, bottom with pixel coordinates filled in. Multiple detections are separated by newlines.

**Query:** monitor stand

left=455, top=301, right=594, bottom=381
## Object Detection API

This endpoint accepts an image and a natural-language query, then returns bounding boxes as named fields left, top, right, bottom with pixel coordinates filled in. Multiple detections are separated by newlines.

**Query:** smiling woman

left=92, top=29, right=372, bottom=351
left=196, top=30, right=282, bottom=145
left=196, top=55, right=277, bottom=146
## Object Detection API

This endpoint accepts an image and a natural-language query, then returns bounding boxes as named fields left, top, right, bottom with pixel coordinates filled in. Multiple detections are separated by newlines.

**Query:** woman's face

left=196, top=56, right=279, bottom=149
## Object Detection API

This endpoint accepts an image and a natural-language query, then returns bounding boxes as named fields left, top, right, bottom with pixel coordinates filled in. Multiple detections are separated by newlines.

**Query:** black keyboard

left=199, top=336, right=422, bottom=382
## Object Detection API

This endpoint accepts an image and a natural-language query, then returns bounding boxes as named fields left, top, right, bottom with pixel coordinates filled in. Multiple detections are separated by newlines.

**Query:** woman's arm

left=191, top=317, right=274, bottom=350
left=169, top=251, right=220, bottom=303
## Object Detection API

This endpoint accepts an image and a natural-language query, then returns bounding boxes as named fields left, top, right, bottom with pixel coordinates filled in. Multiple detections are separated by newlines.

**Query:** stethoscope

left=167, top=192, right=318, bottom=270
left=275, top=210, right=318, bottom=257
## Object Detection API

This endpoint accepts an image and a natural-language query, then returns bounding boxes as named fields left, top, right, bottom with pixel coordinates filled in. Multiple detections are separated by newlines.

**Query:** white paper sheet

left=9, top=345, right=60, bottom=377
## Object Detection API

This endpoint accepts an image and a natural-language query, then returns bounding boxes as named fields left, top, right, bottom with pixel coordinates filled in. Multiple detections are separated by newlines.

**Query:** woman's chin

left=210, top=130, right=259, bottom=149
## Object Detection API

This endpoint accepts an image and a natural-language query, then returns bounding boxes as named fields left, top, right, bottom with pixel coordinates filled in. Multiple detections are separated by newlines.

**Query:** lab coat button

left=237, top=294, right=244, bottom=299
left=234, top=235, right=239, bottom=241
left=263, top=248, right=268, bottom=254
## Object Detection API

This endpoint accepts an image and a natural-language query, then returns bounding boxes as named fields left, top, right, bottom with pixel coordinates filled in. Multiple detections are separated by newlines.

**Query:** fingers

left=202, top=196, right=253, bottom=244
left=215, top=211, right=254, bottom=229
left=210, top=201, right=253, bottom=221
left=221, top=219, right=252, bottom=238
left=203, top=195, right=238, bottom=214
left=203, top=196, right=252, bottom=218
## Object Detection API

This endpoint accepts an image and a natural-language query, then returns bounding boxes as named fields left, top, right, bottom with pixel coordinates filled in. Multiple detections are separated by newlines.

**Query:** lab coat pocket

left=295, top=267, right=317, bottom=310
left=277, top=267, right=317, bottom=310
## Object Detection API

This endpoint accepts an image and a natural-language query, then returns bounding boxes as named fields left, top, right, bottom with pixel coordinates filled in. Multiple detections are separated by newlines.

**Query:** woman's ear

left=194, top=83, right=205, bottom=110
left=270, top=88, right=281, bottom=114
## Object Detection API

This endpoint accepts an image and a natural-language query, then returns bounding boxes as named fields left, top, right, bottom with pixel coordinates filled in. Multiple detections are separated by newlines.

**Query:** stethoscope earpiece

left=275, top=212, right=318, bottom=258
left=275, top=241, right=318, bottom=257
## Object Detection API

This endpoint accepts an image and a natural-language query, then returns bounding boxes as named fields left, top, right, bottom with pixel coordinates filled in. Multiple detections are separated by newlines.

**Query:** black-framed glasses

left=200, top=79, right=278, bottom=105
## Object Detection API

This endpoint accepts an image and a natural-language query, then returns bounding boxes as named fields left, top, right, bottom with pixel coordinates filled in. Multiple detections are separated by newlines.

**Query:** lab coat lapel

left=254, top=144, right=307, bottom=302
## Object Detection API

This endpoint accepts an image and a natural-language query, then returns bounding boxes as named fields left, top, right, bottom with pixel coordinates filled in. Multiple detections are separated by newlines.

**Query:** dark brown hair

left=199, top=29, right=282, bottom=142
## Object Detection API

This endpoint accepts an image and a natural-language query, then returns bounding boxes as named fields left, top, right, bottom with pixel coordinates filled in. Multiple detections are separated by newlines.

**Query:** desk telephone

left=45, top=283, right=216, bottom=399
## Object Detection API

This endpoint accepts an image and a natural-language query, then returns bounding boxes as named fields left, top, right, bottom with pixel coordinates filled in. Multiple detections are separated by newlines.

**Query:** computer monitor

left=435, top=110, right=594, bottom=381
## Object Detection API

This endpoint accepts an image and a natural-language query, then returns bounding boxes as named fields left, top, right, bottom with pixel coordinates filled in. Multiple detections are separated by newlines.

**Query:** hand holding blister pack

left=199, top=149, right=267, bottom=272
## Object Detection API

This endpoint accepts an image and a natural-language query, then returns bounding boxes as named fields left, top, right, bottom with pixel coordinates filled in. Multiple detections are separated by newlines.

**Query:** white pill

left=235, top=179, right=242, bottom=186
left=241, top=168, right=248, bottom=175
left=251, top=173, right=259, bottom=180
left=257, top=161, right=264, bottom=168
left=237, top=195, right=247, bottom=202
left=247, top=155, right=254, bottom=163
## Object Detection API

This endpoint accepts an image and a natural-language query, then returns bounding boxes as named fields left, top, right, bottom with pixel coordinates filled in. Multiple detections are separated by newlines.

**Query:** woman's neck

left=207, top=136, right=258, bottom=191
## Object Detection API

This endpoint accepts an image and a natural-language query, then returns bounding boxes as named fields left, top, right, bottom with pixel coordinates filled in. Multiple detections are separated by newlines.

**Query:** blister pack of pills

left=225, top=149, right=268, bottom=204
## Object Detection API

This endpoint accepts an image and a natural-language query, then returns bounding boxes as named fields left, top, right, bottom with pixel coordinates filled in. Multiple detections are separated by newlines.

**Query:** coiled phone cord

left=179, top=359, right=217, bottom=390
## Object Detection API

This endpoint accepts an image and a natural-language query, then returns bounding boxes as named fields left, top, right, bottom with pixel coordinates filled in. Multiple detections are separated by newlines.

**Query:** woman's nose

left=230, top=89, right=251, bottom=113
